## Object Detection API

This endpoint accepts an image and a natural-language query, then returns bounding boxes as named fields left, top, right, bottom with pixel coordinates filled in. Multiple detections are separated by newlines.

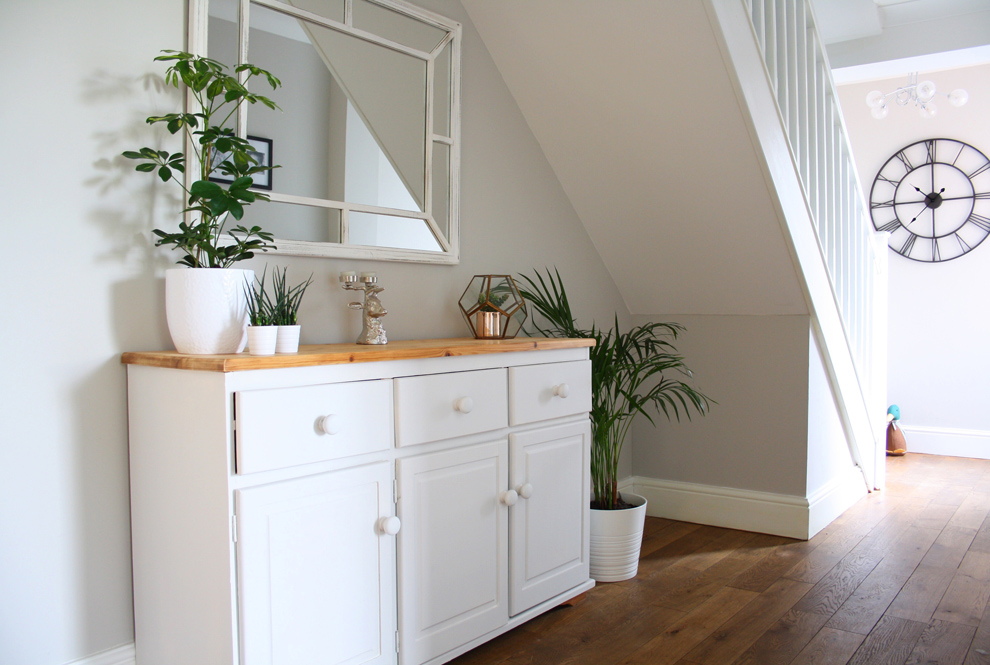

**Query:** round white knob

left=377, top=516, right=401, bottom=536
left=454, top=396, right=474, bottom=414
left=552, top=383, right=570, bottom=398
left=499, top=489, right=518, bottom=506
left=318, top=414, right=340, bottom=435
left=517, top=483, right=533, bottom=499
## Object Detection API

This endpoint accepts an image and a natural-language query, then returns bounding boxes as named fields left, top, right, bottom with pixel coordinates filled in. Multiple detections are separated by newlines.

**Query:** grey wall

left=631, top=315, right=811, bottom=497
left=0, top=1, right=626, bottom=663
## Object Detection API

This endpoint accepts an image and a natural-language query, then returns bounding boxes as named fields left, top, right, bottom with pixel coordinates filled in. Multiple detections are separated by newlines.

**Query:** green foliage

left=270, top=268, right=314, bottom=326
left=478, top=290, right=509, bottom=313
left=517, top=268, right=714, bottom=511
left=245, top=267, right=276, bottom=326
left=123, top=50, right=281, bottom=268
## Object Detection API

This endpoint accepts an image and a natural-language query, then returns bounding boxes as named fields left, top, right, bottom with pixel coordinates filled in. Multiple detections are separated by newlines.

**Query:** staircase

left=706, top=0, right=889, bottom=490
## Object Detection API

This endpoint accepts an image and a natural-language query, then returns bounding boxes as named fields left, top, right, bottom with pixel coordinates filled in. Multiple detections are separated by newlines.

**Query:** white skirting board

left=900, top=426, right=990, bottom=460
left=64, top=644, right=134, bottom=665
left=618, top=468, right=866, bottom=540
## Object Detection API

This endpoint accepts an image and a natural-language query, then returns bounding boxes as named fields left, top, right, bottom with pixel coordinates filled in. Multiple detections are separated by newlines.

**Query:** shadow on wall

left=84, top=68, right=181, bottom=351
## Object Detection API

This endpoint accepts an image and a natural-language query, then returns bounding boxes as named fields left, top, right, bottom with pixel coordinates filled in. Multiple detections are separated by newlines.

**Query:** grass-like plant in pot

left=245, top=268, right=277, bottom=356
left=271, top=268, right=313, bottom=354
left=123, top=50, right=282, bottom=354
left=517, top=268, right=714, bottom=581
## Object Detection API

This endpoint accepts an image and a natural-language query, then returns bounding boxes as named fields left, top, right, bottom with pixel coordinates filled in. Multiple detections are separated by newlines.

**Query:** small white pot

left=276, top=325, right=301, bottom=354
left=589, top=492, right=648, bottom=582
left=246, top=326, right=278, bottom=356
left=165, top=268, right=253, bottom=354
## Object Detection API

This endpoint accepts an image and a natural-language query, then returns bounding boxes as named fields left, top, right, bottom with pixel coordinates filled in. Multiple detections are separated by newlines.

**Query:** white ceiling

left=811, top=0, right=990, bottom=46
left=461, top=0, right=807, bottom=317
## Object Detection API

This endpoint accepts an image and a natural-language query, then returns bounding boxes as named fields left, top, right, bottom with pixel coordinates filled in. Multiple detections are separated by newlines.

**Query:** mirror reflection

left=200, top=0, right=459, bottom=259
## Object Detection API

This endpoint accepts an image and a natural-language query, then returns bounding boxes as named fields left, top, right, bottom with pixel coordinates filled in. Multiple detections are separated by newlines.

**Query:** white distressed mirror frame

left=187, top=0, right=461, bottom=264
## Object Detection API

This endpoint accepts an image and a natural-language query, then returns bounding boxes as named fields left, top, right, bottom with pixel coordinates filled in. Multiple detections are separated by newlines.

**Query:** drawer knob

left=377, top=516, right=401, bottom=536
left=499, top=489, right=518, bottom=506
left=318, top=414, right=340, bottom=436
left=454, top=396, right=474, bottom=414
left=552, top=383, right=570, bottom=398
left=516, top=483, right=533, bottom=499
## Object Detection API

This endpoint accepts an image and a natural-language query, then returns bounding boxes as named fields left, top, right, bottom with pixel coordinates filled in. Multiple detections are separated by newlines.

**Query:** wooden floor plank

left=904, top=619, right=977, bottom=665
left=920, top=526, right=979, bottom=570
left=964, top=600, right=990, bottom=665
left=784, top=529, right=867, bottom=585
left=825, top=567, right=911, bottom=635
left=655, top=534, right=788, bottom=613
left=933, top=574, right=990, bottom=627
left=728, top=539, right=817, bottom=593
left=969, top=515, right=990, bottom=555
left=790, top=627, right=865, bottom=665
left=948, top=493, right=990, bottom=531
left=679, top=578, right=813, bottom=665
left=874, top=525, right=943, bottom=577
left=730, top=609, right=830, bottom=665
left=887, top=565, right=957, bottom=624
left=616, top=587, right=758, bottom=665
left=847, top=615, right=928, bottom=665
left=914, top=502, right=961, bottom=531
left=792, top=550, right=882, bottom=617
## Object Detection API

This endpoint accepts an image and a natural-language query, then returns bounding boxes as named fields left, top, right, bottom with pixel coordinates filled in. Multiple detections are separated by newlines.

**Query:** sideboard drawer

left=394, top=368, right=507, bottom=446
left=508, top=360, right=592, bottom=426
left=235, top=379, right=393, bottom=474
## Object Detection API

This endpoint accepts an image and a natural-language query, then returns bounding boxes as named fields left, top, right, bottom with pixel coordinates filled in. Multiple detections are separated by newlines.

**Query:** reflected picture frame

left=209, top=135, right=273, bottom=191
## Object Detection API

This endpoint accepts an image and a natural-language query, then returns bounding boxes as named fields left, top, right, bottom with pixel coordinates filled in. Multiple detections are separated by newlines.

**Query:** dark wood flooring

left=450, top=453, right=990, bottom=665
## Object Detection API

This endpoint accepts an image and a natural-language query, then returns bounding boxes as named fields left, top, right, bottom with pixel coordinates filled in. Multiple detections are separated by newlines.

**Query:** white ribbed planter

left=276, top=325, right=301, bottom=353
left=247, top=326, right=278, bottom=356
left=589, top=492, right=648, bottom=582
left=165, top=268, right=253, bottom=354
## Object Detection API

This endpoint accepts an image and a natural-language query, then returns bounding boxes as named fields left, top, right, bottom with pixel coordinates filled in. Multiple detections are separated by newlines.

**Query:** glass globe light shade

left=871, top=104, right=889, bottom=120
left=916, top=80, right=937, bottom=101
left=866, top=90, right=885, bottom=108
left=949, top=89, right=969, bottom=107
left=919, top=103, right=937, bottom=118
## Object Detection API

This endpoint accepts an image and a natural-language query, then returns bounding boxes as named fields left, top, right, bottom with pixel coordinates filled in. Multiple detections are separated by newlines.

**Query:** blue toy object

left=886, top=404, right=906, bottom=456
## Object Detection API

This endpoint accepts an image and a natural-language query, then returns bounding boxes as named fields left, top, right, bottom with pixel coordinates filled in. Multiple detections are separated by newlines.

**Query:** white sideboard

left=123, top=339, right=595, bottom=665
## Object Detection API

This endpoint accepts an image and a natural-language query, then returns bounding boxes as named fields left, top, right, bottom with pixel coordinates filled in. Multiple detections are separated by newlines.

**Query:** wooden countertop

left=121, top=337, right=595, bottom=372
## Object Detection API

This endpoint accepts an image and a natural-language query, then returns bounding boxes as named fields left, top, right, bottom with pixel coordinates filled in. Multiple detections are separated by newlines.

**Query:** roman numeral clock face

left=870, top=138, right=990, bottom=262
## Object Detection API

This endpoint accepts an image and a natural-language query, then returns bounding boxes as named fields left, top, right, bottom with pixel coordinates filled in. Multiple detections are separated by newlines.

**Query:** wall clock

left=870, top=138, right=990, bottom=262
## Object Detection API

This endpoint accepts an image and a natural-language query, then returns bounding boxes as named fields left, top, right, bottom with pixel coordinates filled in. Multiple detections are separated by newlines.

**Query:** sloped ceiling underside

left=462, top=0, right=808, bottom=317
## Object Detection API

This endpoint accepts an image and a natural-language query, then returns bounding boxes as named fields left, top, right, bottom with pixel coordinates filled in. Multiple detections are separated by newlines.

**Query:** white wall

left=806, top=330, right=856, bottom=497
left=838, top=63, right=990, bottom=459
left=0, top=2, right=627, bottom=663
left=631, top=314, right=811, bottom=497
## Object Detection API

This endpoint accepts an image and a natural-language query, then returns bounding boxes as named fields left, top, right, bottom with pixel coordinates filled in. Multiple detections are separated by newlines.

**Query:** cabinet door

left=235, top=462, right=397, bottom=665
left=396, top=441, right=509, bottom=665
left=509, top=421, right=590, bottom=616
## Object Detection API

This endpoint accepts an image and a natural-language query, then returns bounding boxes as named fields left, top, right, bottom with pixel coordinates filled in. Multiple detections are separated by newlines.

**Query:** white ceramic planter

left=276, top=325, right=301, bottom=354
left=589, top=492, right=648, bottom=582
left=247, top=326, right=278, bottom=356
left=165, top=268, right=253, bottom=354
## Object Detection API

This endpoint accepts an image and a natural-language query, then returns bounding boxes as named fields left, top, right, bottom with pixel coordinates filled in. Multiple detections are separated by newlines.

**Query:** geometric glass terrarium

left=458, top=275, right=527, bottom=339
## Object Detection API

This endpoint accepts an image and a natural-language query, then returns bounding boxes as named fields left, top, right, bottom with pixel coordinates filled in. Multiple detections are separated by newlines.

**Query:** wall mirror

left=189, top=0, right=461, bottom=263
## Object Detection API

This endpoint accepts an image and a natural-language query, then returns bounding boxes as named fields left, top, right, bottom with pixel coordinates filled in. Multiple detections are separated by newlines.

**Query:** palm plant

left=123, top=50, right=281, bottom=268
left=517, top=269, right=714, bottom=510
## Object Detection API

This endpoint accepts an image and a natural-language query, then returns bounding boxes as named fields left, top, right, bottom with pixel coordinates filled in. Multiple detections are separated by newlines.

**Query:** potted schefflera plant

left=123, top=50, right=281, bottom=354
left=518, top=269, right=714, bottom=582
left=271, top=267, right=313, bottom=354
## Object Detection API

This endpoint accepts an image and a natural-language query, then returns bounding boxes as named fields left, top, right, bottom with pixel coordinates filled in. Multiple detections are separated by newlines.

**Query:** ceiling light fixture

left=866, top=72, right=969, bottom=120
